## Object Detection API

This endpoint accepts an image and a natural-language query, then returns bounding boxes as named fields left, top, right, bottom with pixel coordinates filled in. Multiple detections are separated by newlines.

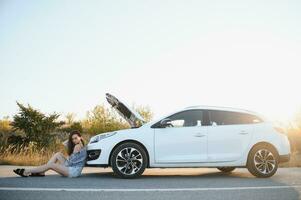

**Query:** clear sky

left=1, top=0, right=301, bottom=122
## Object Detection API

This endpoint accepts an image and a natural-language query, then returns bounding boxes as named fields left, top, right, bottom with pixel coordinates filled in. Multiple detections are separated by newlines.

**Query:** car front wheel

left=247, top=144, right=278, bottom=178
left=111, top=142, right=148, bottom=179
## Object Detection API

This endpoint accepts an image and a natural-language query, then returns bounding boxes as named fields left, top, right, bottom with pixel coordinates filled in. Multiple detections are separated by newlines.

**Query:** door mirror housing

left=160, top=118, right=172, bottom=128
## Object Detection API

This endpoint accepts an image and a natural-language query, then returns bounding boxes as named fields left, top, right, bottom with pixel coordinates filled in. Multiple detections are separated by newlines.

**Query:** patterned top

left=65, top=147, right=87, bottom=168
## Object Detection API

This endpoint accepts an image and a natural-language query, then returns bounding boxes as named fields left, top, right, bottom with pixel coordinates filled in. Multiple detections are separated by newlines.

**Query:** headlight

left=89, top=132, right=117, bottom=144
left=89, top=135, right=100, bottom=144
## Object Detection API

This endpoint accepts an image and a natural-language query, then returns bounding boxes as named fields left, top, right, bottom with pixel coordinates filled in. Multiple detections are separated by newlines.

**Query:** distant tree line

left=0, top=102, right=153, bottom=150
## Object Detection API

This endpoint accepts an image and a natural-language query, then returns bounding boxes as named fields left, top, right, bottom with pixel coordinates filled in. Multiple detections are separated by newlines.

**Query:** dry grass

left=0, top=142, right=65, bottom=166
left=0, top=151, right=52, bottom=166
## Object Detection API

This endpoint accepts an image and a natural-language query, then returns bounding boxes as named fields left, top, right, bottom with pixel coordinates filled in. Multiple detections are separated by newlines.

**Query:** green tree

left=82, top=104, right=128, bottom=135
left=82, top=104, right=153, bottom=135
left=60, top=113, right=83, bottom=133
left=65, top=113, right=76, bottom=125
left=0, top=116, right=13, bottom=148
left=0, top=116, right=12, bottom=134
left=134, top=105, right=153, bottom=122
left=61, top=122, right=83, bottom=133
left=10, top=102, right=64, bottom=148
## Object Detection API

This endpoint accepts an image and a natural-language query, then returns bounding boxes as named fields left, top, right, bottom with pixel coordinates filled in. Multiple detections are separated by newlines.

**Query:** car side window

left=209, top=110, right=263, bottom=125
left=168, top=110, right=203, bottom=128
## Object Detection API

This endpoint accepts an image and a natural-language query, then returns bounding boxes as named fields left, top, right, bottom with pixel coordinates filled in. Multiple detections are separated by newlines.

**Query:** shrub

left=10, top=102, right=64, bottom=148
left=82, top=104, right=129, bottom=135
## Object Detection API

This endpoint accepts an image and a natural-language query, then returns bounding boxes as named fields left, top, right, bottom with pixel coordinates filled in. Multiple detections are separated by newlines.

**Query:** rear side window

left=208, top=110, right=263, bottom=125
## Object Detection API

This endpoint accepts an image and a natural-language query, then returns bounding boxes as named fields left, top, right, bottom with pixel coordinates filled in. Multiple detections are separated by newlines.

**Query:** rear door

left=207, top=110, right=259, bottom=162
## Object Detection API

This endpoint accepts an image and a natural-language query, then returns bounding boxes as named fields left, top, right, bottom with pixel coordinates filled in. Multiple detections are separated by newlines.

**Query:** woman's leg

left=28, top=152, right=66, bottom=176
left=24, top=163, right=69, bottom=177
left=23, top=152, right=68, bottom=176
left=47, top=152, right=66, bottom=165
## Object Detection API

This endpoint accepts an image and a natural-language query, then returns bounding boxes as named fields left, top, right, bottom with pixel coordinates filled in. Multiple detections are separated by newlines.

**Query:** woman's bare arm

left=73, top=144, right=83, bottom=153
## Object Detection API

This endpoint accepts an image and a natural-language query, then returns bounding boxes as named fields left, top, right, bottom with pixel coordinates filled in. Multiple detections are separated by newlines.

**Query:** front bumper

left=279, top=154, right=290, bottom=163
left=86, top=149, right=101, bottom=161
left=85, top=149, right=110, bottom=167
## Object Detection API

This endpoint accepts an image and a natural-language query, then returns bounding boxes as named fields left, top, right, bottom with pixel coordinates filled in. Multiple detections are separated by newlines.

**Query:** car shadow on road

left=81, top=170, right=253, bottom=179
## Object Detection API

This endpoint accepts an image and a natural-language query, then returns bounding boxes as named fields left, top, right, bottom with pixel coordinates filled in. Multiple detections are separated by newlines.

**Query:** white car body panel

left=154, top=126, right=208, bottom=163
left=207, top=124, right=253, bottom=162
left=87, top=104, right=291, bottom=169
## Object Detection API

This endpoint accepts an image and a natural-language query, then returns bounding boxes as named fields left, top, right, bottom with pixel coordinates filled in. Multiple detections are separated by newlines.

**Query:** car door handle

left=239, top=131, right=249, bottom=135
left=194, top=133, right=206, bottom=137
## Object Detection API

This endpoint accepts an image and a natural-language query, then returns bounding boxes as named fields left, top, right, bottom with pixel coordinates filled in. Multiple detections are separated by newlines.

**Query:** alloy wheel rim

left=116, top=147, right=143, bottom=175
left=254, top=149, right=276, bottom=175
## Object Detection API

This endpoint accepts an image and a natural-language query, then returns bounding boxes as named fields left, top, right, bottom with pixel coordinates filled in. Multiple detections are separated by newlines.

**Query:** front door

left=154, top=110, right=208, bottom=163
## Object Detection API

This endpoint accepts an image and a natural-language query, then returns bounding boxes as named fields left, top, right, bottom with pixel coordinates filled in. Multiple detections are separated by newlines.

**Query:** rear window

left=208, top=110, right=263, bottom=125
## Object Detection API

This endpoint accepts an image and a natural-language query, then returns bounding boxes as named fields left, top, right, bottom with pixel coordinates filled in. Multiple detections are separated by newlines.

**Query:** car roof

left=183, top=105, right=261, bottom=116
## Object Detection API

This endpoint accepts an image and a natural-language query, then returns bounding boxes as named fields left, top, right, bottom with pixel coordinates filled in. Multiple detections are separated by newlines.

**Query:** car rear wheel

left=247, top=144, right=278, bottom=178
left=217, top=167, right=236, bottom=173
left=111, top=142, right=148, bottom=179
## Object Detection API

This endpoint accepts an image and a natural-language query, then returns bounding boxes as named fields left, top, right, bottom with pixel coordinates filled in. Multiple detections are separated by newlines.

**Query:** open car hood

left=106, top=93, right=145, bottom=128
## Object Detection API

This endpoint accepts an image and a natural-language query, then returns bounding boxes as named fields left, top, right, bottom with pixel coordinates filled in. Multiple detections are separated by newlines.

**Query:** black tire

left=247, top=144, right=279, bottom=178
left=111, top=142, right=148, bottom=179
left=217, top=167, right=236, bottom=173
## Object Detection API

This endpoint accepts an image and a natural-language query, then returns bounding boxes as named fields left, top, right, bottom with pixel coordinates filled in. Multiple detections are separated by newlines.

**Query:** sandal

left=13, top=168, right=29, bottom=177
left=30, top=173, right=45, bottom=177
left=13, top=168, right=21, bottom=176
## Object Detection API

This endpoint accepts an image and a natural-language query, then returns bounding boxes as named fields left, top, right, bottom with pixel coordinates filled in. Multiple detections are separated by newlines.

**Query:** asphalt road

left=0, top=166, right=301, bottom=200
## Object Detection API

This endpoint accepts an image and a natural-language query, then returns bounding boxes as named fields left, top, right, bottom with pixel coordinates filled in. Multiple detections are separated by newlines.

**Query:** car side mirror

left=160, top=118, right=172, bottom=128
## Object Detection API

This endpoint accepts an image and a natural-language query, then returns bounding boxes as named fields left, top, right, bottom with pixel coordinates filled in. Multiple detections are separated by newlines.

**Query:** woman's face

left=71, top=134, right=81, bottom=145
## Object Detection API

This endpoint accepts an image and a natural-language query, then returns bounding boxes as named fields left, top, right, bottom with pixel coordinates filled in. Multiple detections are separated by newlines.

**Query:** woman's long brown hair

left=67, top=130, right=85, bottom=156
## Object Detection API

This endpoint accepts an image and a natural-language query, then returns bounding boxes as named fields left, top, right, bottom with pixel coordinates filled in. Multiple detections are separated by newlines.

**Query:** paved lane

left=0, top=166, right=300, bottom=200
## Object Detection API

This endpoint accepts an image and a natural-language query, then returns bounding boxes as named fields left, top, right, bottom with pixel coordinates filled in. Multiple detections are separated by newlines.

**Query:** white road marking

left=0, top=185, right=301, bottom=192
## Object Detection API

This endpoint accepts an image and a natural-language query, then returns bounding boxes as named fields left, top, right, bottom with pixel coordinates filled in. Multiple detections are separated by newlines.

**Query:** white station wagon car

left=86, top=93, right=291, bottom=178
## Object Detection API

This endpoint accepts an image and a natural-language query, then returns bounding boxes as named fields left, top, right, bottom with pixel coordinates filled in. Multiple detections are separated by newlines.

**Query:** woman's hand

left=73, top=144, right=83, bottom=154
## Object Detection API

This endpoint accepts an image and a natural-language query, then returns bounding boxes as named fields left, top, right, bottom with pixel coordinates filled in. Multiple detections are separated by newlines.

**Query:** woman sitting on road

left=13, top=130, right=87, bottom=178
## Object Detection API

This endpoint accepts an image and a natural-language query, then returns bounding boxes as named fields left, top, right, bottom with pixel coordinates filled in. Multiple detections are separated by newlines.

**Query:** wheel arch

left=108, top=139, right=150, bottom=167
left=247, top=141, right=280, bottom=161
